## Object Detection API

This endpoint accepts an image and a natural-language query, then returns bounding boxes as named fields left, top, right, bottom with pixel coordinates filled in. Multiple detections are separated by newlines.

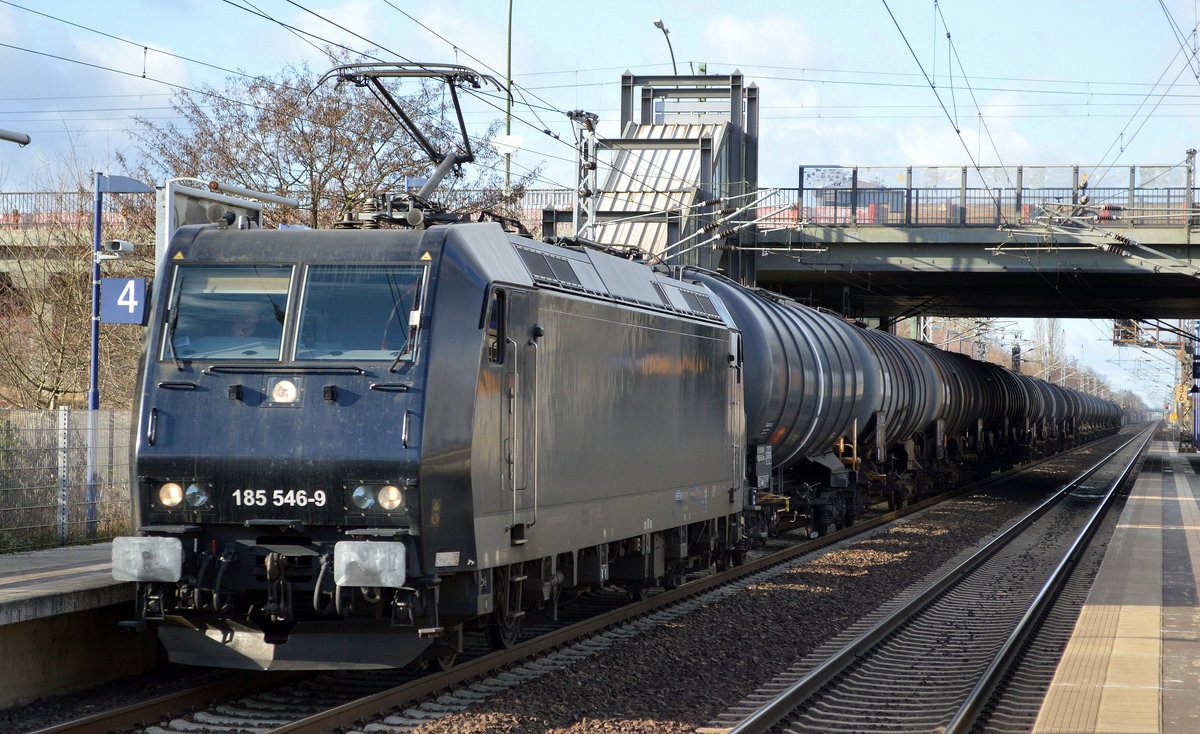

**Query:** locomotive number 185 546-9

left=232, top=489, right=329, bottom=507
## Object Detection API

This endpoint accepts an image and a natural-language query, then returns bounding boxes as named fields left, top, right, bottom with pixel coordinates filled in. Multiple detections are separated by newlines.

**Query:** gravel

left=401, top=481, right=1069, bottom=733
left=0, top=663, right=230, bottom=733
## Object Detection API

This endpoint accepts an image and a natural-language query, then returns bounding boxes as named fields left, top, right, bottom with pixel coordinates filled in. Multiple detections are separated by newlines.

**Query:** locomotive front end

left=112, top=225, right=445, bottom=670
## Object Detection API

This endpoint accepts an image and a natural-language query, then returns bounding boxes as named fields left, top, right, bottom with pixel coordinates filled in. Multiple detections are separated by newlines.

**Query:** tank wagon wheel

left=662, top=562, right=685, bottom=590
left=815, top=505, right=836, bottom=537
left=767, top=516, right=780, bottom=537
left=486, top=566, right=524, bottom=650
left=714, top=548, right=746, bottom=572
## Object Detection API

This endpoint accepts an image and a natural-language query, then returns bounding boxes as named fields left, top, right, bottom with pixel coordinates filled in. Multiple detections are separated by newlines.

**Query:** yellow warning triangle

left=172, top=252, right=185, bottom=259
left=420, top=251, right=432, bottom=261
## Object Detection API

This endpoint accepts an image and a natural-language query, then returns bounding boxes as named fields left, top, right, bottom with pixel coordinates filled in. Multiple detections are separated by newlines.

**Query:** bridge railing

left=6, top=175, right=1195, bottom=234
left=758, top=164, right=1196, bottom=228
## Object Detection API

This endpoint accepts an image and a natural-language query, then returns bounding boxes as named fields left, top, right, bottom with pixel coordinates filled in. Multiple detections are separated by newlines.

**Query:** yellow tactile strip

left=1032, top=451, right=1164, bottom=734
left=0, top=562, right=110, bottom=588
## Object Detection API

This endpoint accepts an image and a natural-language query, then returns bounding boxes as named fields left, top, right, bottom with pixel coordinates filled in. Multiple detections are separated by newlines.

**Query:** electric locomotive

left=112, top=222, right=746, bottom=669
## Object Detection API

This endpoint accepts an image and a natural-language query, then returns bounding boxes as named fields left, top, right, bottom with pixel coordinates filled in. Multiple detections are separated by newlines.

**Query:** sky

left=1, top=0, right=1197, bottom=405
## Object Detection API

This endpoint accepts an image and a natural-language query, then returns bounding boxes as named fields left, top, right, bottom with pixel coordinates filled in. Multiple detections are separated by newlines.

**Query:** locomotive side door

left=499, top=289, right=538, bottom=545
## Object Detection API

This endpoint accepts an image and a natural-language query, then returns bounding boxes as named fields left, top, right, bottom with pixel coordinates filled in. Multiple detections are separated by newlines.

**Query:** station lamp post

left=0, top=128, right=31, bottom=146
left=652, top=19, right=678, bottom=75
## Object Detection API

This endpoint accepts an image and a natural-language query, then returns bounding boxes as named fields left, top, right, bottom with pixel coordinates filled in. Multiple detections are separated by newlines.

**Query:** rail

left=943, top=424, right=1154, bottom=734
left=722, top=424, right=1153, bottom=734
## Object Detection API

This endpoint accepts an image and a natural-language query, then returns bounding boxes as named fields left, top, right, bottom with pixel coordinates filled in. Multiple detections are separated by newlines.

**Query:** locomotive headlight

left=158, top=482, right=184, bottom=507
left=270, top=379, right=299, bottom=403
left=350, top=485, right=376, bottom=510
left=185, top=483, right=210, bottom=508
left=377, top=485, right=403, bottom=511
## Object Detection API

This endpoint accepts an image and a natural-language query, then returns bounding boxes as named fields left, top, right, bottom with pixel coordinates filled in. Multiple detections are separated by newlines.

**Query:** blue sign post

left=100, top=278, right=147, bottom=325
left=91, top=173, right=152, bottom=409
left=88, top=172, right=151, bottom=538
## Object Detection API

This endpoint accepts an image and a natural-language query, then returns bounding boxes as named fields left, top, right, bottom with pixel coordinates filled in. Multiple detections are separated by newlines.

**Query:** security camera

left=102, top=240, right=135, bottom=252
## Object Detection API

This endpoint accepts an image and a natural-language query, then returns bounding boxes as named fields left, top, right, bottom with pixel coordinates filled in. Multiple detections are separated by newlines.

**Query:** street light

left=0, top=128, right=31, bottom=146
left=652, top=18, right=678, bottom=75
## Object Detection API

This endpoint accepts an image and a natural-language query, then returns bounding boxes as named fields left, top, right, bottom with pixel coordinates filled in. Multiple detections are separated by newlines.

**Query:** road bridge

left=745, top=159, right=1200, bottom=322
left=4, top=158, right=1198, bottom=325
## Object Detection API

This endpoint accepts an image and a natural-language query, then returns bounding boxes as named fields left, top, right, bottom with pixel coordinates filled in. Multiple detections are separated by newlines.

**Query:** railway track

left=27, top=432, right=1139, bottom=734
left=703, top=424, right=1153, bottom=734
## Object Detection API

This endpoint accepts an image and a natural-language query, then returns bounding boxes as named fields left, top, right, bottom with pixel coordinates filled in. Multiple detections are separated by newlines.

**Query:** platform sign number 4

left=100, top=278, right=148, bottom=325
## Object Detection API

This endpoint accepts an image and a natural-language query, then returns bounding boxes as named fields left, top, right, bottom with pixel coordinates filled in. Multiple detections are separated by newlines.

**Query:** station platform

left=0, top=542, right=158, bottom=708
left=0, top=542, right=129, bottom=625
left=1034, top=441, right=1200, bottom=734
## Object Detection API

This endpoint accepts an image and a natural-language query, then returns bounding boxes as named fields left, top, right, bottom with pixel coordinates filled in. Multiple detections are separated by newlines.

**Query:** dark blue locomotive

left=112, top=221, right=1120, bottom=670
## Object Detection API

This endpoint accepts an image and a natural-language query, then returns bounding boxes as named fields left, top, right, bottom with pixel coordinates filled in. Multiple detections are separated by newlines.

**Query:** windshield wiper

left=165, top=304, right=183, bottom=371
left=388, top=309, right=419, bottom=373
left=388, top=347, right=407, bottom=373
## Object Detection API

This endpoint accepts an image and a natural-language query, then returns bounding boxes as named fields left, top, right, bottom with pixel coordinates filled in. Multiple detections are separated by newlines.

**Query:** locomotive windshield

left=160, top=262, right=426, bottom=363
left=162, top=264, right=291, bottom=361
left=295, top=264, right=426, bottom=362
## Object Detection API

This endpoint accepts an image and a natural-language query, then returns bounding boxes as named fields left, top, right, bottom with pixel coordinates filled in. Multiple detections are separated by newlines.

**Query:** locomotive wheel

left=430, top=651, right=458, bottom=671
left=626, top=582, right=652, bottom=601
left=486, top=567, right=523, bottom=650
left=487, top=607, right=522, bottom=649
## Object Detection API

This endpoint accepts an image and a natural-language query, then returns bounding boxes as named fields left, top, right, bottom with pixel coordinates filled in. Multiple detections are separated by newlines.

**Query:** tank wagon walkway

left=1034, top=440, right=1200, bottom=734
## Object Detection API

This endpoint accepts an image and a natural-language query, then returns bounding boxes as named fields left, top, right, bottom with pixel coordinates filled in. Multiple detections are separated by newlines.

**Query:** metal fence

left=777, top=164, right=1197, bottom=228
left=0, top=191, right=154, bottom=230
left=0, top=408, right=131, bottom=552
left=6, top=173, right=1198, bottom=239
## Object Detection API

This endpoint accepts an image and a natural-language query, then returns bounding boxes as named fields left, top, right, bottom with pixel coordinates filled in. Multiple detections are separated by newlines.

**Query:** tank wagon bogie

left=112, top=221, right=1122, bottom=671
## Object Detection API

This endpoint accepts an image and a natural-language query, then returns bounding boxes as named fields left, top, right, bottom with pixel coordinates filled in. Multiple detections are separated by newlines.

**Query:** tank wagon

left=112, top=221, right=1121, bottom=670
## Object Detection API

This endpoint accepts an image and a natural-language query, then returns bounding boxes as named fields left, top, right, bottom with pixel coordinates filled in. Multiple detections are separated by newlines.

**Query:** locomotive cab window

left=162, top=264, right=291, bottom=361
left=296, top=264, right=427, bottom=362
left=486, top=289, right=506, bottom=364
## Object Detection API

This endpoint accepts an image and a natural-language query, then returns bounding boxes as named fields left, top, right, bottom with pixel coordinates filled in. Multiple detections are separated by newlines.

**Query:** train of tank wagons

left=111, top=216, right=1121, bottom=670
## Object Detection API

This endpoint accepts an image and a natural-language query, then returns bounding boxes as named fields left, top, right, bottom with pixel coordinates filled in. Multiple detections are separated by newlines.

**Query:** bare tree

left=0, top=187, right=153, bottom=409
left=0, top=55, right=541, bottom=408
left=123, top=51, right=538, bottom=228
